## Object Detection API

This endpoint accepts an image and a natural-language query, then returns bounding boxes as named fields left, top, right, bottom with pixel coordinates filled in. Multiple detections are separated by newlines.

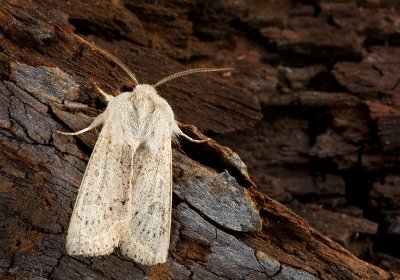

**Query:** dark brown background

left=1, top=0, right=400, bottom=279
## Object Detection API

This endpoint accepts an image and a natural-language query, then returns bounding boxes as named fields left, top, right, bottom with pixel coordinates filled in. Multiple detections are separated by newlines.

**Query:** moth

left=59, top=35, right=231, bottom=265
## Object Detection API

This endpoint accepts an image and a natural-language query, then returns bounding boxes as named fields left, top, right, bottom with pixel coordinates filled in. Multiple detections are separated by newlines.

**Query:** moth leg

left=178, top=130, right=210, bottom=143
left=180, top=133, right=210, bottom=143
left=57, top=112, right=105, bottom=136
left=174, top=125, right=210, bottom=143
left=94, top=84, right=114, bottom=102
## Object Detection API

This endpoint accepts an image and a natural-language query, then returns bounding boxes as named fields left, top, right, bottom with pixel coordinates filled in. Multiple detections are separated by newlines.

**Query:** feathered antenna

left=154, top=68, right=233, bottom=87
left=72, top=33, right=139, bottom=85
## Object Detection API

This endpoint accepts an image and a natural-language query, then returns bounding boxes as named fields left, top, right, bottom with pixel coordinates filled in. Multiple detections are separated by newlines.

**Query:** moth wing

left=120, top=128, right=173, bottom=265
left=66, top=122, right=139, bottom=256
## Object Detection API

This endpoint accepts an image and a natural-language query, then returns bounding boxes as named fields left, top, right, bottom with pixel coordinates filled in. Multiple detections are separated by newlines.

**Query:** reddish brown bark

left=1, top=1, right=400, bottom=279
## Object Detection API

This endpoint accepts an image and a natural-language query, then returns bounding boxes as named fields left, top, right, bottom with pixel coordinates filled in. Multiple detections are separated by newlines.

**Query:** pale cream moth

left=59, top=35, right=231, bottom=265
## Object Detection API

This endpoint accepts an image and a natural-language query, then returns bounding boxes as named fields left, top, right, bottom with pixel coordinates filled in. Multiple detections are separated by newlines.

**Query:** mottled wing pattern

left=120, top=127, right=173, bottom=265
left=66, top=88, right=174, bottom=265
left=66, top=121, right=140, bottom=256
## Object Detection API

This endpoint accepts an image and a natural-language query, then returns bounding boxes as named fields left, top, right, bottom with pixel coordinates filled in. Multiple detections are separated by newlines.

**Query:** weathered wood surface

left=1, top=1, right=400, bottom=279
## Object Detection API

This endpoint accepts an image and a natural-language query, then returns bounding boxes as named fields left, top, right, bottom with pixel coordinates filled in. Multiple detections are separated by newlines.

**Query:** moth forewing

left=120, top=117, right=173, bottom=265
left=66, top=121, right=135, bottom=256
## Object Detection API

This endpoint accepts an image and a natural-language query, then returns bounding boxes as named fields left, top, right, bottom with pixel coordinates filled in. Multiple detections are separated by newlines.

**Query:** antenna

left=154, top=68, right=233, bottom=87
left=72, top=33, right=139, bottom=85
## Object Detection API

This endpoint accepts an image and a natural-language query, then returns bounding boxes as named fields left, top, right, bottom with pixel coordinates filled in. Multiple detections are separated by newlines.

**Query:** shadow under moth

left=59, top=34, right=231, bottom=265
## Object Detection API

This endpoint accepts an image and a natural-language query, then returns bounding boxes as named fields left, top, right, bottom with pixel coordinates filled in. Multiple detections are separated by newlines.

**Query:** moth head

left=133, top=84, right=157, bottom=96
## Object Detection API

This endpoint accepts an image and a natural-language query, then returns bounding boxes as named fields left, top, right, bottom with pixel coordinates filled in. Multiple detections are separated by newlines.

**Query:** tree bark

left=0, top=1, right=399, bottom=279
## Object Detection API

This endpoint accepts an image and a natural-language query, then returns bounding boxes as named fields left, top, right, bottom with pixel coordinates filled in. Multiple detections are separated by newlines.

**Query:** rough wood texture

left=1, top=1, right=400, bottom=279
